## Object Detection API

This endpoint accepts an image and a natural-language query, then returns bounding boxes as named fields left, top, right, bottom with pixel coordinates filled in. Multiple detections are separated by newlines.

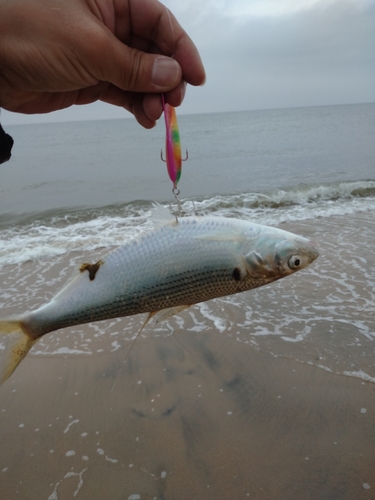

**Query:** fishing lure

left=160, top=94, right=188, bottom=194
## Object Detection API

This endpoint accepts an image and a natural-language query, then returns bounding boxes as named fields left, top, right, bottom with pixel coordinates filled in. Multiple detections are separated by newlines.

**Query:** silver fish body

left=0, top=206, right=318, bottom=383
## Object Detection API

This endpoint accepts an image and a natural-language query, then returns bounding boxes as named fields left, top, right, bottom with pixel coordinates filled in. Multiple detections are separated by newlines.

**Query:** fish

left=0, top=204, right=319, bottom=384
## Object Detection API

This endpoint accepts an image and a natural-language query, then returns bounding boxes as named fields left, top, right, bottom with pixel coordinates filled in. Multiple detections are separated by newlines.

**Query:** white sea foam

left=0, top=180, right=374, bottom=267
left=343, top=371, right=375, bottom=384
left=32, top=347, right=92, bottom=356
left=63, top=419, right=79, bottom=434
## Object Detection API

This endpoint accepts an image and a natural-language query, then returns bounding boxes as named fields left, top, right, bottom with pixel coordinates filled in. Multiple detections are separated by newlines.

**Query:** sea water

left=0, top=103, right=374, bottom=381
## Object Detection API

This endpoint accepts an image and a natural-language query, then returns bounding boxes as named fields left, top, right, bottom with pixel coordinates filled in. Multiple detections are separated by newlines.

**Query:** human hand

left=0, top=0, right=205, bottom=128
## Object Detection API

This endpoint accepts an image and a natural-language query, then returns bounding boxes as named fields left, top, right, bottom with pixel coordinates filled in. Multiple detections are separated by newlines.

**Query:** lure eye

left=288, top=255, right=302, bottom=269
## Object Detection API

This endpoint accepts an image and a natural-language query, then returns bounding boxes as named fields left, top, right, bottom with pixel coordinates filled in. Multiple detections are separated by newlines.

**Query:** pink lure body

left=161, top=95, right=187, bottom=188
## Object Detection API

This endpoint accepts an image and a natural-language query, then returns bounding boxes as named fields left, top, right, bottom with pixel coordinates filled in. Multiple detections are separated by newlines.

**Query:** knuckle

left=125, top=50, right=144, bottom=90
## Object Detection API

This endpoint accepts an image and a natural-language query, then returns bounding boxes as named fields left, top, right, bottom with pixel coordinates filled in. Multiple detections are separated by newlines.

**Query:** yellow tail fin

left=0, top=320, right=37, bottom=385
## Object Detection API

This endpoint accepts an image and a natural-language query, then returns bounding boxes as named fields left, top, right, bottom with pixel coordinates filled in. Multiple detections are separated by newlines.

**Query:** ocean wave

left=195, top=180, right=375, bottom=212
left=0, top=180, right=374, bottom=266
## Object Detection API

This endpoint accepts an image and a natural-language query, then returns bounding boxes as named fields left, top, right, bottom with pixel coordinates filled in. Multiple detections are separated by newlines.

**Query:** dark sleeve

left=0, top=121, right=14, bottom=164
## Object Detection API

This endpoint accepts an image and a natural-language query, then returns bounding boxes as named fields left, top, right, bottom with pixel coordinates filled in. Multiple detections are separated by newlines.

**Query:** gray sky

left=2, top=0, right=375, bottom=125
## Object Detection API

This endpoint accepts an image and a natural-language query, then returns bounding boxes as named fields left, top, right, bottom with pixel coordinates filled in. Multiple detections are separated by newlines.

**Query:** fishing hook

left=160, top=149, right=188, bottom=162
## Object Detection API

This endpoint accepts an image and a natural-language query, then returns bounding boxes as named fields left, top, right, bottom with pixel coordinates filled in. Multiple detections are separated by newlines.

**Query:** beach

left=1, top=104, right=375, bottom=498
left=1, top=322, right=374, bottom=499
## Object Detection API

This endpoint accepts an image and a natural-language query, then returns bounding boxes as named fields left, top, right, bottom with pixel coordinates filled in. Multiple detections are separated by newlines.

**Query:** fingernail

left=152, top=58, right=180, bottom=87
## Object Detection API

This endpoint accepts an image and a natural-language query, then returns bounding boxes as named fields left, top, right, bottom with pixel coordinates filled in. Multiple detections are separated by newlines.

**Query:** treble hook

left=160, top=149, right=188, bottom=162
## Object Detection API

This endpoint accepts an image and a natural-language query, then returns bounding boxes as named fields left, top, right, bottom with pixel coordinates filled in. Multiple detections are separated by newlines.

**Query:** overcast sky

left=2, top=0, right=375, bottom=125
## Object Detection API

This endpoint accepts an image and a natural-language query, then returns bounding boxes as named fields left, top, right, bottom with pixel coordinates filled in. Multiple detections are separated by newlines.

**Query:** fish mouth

left=299, top=237, right=319, bottom=263
left=308, top=243, right=319, bottom=263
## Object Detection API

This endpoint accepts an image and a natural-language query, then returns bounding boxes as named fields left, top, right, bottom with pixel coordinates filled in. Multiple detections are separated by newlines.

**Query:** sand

left=1, top=325, right=375, bottom=500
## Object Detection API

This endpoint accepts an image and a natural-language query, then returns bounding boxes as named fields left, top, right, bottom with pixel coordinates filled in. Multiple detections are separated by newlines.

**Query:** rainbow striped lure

left=160, top=94, right=188, bottom=193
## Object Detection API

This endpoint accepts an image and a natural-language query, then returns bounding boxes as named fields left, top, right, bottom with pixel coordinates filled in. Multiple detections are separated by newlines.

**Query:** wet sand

left=1, top=326, right=375, bottom=500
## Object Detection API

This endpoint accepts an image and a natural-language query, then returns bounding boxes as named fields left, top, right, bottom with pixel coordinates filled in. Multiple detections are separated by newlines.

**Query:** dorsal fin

left=151, top=202, right=177, bottom=228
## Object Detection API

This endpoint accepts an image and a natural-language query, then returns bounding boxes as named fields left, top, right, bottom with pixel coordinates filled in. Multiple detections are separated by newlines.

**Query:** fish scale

left=0, top=206, right=318, bottom=384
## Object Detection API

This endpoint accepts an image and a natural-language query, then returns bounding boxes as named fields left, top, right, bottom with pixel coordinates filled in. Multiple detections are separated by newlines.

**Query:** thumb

left=92, top=34, right=182, bottom=93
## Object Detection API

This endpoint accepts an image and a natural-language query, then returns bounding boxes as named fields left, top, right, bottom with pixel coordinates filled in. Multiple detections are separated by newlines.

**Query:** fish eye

left=288, top=255, right=302, bottom=269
